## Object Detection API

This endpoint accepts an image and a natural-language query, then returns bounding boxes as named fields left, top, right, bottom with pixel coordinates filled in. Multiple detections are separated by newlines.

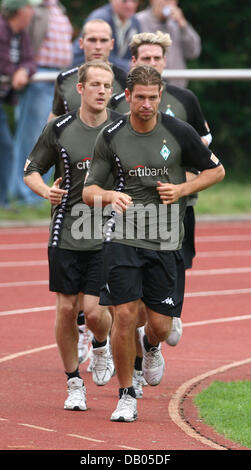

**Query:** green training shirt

left=109, top=83, right=211, bottom=140
left=109, top=83, right=212, bottom=206
left=85, top=112, right=221, bottom=251
left=24, top=109, right=120, bottom=251
left=52, top=64, right=127, bottom=116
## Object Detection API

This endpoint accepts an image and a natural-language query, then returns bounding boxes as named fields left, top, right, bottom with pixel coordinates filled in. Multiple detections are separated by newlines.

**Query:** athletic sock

left=134, top=356, right=143, bottom=371
left=143, top=334, right=159, bottom=352
left=119, top=387, right=136, bottom=399
left=65, top=367, right=81, bottom=381
left=92, top=337, right=107, bottom=349
left=77, top=310, right=85, bottom=326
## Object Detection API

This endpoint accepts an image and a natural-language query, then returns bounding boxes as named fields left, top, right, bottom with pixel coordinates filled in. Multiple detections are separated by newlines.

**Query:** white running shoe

left=166, top=317, right=183, bottom=346
left=92, top=341, right=115, bottom=386
left=110, top=390, right=137, bottom=422
left=78, top=325, right=93, bottom=364
left=64, top=377, right=87, bottom=411
left=87, top=346, right=94, bottom=372
left=142, top=339, right=165, bottom=386
left=132, top=370, right=144, bottom=398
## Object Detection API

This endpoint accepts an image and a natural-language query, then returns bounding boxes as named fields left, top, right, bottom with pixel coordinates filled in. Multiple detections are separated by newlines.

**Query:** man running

left=83, top=65, right=225, bottom=422
left=24, top=61, right=120, bottom=411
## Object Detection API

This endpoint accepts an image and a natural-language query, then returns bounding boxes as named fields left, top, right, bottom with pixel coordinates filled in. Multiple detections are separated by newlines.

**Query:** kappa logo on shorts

left=161, top=297, right=175, bottom=306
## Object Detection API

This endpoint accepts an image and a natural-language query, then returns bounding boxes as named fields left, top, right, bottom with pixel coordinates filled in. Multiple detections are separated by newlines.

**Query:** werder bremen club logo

left=160, top=140, right=171, bottom=161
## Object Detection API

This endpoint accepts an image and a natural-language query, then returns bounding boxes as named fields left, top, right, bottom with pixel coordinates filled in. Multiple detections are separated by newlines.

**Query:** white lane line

left=0, top=280, right=48, bottom=288
left=0, top=261, right=47, bottom=267
left=196, top=235, right=251, bottom=242
left=197, top=250, right=251, bottom=258
left=187, top=267, right=251, bottom=276
left=185, top=288, right=251, bottom=298
left=0, top=243, right=47, bottom=250
left=1, top=418, right=140, bottom=449
left=67, top=433, right=105, bottom=444
left=118, top=445, right=141, bottom=450
left=19, top=423, right=56, bottom=433
left=0, top=228, right=49, bottom=234
left=183, top=314, right=251, bottom=327
left=0, top=306, right=55, bottom=316
left=168, top=357, right=251, bottom=450
left=0, top=344, right=56, bottom=363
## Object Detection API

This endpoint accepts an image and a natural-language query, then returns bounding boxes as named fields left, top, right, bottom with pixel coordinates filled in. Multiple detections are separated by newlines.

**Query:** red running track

left=0, top=221, right=251, bottom=452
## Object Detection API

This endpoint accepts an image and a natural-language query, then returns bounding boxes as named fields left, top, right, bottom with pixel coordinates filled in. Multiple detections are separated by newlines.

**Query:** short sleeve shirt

left=24, top=109, right=120, bottom=250
left=85, top=112, right=221, bottom=251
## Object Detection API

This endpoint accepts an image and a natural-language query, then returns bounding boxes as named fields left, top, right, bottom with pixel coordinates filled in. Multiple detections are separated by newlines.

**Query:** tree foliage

left=62, top=0, right=251, bottom=177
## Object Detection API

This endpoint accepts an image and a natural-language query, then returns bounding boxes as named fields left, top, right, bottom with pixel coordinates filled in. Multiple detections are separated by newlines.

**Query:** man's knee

left=114, top=302, right=139, bottom=330
left=147, top=311, right=172, bottom=341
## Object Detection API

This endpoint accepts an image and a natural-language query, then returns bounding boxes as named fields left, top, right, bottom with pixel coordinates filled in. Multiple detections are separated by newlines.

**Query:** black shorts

left=182, top=205, right=196, bottom=269
left=48, top=247, right=103, bottom=296
left=100, top=242, right=185, bottom=317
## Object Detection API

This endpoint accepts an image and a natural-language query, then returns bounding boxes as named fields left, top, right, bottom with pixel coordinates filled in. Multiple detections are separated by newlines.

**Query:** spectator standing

left=0, top=0, right=38, bottom=207
left=72, top=0, right=141, bottom=73
left=10, top=0, right=73, bottom=205
left=136, top=0, right=201, bottom=87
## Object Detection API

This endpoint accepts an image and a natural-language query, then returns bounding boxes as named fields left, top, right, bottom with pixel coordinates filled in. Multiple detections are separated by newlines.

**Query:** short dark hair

left=126, top=65, right=163, bottom=93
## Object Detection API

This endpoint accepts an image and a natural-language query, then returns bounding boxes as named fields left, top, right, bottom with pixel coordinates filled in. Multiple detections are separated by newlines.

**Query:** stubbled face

left=125, top=83, right=161, bottom=122
left=80, top=23, right=114, bottom=61
left=79, top=67, right=113, bottom=113
left=133, top=44, right=166, bottom=75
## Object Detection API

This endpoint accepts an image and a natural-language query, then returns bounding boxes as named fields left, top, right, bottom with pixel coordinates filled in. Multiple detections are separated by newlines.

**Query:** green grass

left=194, top=380, right=251, bottom=449
left=195, top=180, right=251, bottom=215
left=0, top=200, right=51, bottom=222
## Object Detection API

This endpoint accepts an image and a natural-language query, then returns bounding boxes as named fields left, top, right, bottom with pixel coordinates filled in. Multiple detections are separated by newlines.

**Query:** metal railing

left=31, top=69, right=251, bottom=83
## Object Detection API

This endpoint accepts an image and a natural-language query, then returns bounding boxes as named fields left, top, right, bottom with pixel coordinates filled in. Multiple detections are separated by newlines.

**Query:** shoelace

left=68, top=383, right=85, bottom=400
left=117, top=393, right=135, bottom=410
left=144, top=347, right=161, bottom=368
left=93, top=349, right=109, bottom=371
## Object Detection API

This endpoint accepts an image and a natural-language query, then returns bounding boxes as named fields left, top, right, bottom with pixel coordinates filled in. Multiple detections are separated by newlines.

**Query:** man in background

left=72, top=0, right=141, bottom=73
left=136, top=0, right=201, bottom=87
left=49, top=19, right=127, bottom=120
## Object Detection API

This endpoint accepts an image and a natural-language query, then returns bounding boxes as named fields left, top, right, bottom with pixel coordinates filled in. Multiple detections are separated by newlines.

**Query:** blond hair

left=78, top=60, right=114, bottom=85
left=130, top=31, right=172, bottom=58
